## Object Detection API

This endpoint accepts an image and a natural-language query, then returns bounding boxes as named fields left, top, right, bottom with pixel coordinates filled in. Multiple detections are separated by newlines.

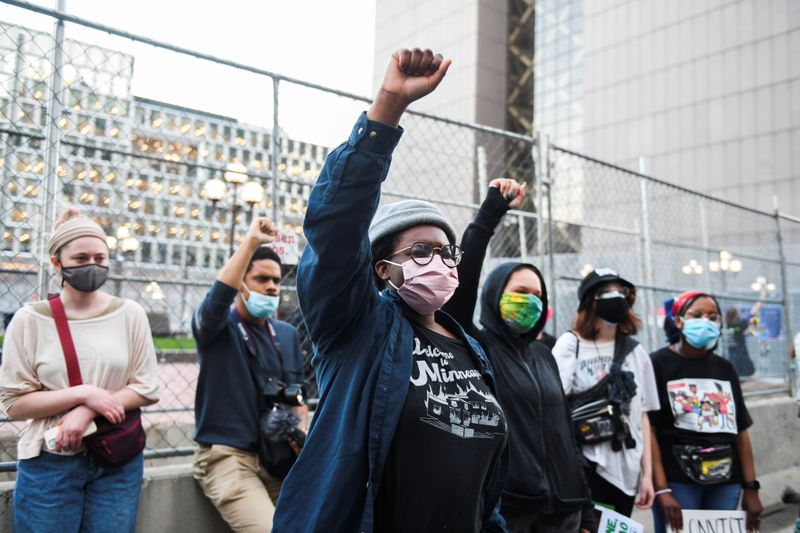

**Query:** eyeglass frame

left=386, top=241, right=463, bottom=268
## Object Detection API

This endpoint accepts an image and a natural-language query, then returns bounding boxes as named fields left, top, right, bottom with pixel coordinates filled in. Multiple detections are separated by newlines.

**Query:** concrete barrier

left=0, top=463, right=232, bottom=533
left=0, top=394, right=797, bottom=531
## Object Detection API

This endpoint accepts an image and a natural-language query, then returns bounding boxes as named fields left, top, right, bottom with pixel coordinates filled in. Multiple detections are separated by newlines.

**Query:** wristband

left=655, top=488, right=673, bottom=496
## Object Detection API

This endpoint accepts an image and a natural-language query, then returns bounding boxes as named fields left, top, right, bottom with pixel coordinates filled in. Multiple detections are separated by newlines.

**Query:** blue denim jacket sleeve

left=297, top=112, right=403, bottom=355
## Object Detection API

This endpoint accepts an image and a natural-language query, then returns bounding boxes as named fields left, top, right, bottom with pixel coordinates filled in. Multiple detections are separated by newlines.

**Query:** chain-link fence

left=0, top=2, right=797, bottom=477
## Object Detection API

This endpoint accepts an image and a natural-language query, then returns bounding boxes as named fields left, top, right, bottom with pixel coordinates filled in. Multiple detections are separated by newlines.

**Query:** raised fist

left=489, top=178, right=527, bottom=209
left=246, top=217, right=278, bottom=245
left=369, top=48, right=452, bottom=126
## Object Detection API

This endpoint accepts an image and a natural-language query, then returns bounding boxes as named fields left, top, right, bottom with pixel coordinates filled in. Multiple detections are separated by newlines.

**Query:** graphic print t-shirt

left=551, top=334, right=660, bottom=496
left=374, top=324, right=507, bottom=533
left=648, top=347, right=753, bottom=483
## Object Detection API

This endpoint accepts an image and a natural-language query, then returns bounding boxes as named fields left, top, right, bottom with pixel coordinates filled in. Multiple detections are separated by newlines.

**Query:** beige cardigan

left=0, top=298, right=160, bottom=459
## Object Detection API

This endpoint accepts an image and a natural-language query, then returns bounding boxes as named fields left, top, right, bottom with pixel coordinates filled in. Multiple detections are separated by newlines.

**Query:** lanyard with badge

left=231, top=308, right=284, bottom=379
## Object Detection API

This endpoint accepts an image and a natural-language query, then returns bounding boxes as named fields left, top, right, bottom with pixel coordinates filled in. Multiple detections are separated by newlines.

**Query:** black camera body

left=262, top=378, right=306, bottom=407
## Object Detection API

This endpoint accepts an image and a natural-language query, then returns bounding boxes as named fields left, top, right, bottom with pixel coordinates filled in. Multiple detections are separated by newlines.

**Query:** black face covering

left=61, top=264, right=109, bottom=293
left=594, top=297, right=630, bottom=324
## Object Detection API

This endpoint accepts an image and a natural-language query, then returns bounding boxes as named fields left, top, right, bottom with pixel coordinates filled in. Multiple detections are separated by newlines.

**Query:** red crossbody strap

left=48, top=296, right=83, bottom=387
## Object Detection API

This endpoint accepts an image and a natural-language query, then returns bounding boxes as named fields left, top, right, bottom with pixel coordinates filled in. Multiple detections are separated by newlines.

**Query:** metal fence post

left=476, top=146, right=491, bottom=261
left=773, top=198, right=796, bottom=397
left=271, top=77, right=280, bottom=225
left=535, top=134, right=547, bottom=269
left=699, top=200, right=712, bottom=292
left=36, top=0, right=66, bottom=299
left=638, top=158, right=655, bottom=350
left=537, top=135, right=556, bottom=333
left=546, top=180, right=557, bottom=334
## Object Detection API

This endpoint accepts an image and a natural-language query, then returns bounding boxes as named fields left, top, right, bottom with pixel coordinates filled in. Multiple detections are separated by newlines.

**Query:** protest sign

left=597, top=507, right=644, bottom=533
left=667, top=509, right=748, bottom=533
left=270, top=230, right=300, bottom=265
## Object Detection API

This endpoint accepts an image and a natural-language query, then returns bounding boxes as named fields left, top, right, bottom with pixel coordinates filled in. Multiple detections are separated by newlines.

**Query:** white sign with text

left=666, top=509, right=748, bottom=533
left=270, top=230, right=300, bottom=265
left=597, top=507, right=644, bottom=533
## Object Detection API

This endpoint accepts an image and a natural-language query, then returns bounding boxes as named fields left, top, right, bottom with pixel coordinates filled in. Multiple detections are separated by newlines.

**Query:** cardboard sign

left=597, top=507, right=644, bottom=533
left=270, top=230, right=300, bottom=265
left=666, top=509, right=748, bottom=533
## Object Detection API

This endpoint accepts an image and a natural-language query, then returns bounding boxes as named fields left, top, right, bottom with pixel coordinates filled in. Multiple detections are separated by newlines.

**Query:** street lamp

left=203, top=163, right=265, bottom=255
left=708, top=250, right=742, bottom=274
left=681, top=259, right=704, bottom=275
left=750, top=276, right=776, bottom=294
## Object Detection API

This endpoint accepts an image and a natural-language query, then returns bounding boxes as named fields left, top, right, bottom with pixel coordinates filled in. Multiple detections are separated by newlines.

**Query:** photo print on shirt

left=667, top=378, right=738, bottom=434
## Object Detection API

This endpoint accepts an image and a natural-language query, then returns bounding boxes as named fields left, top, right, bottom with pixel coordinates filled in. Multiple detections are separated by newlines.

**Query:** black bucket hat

left=577, top=267, right=634, bottom=303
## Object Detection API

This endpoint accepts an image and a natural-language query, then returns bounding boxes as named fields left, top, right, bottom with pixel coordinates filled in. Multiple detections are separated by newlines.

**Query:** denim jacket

left=272, top=113, right=508, bottom=533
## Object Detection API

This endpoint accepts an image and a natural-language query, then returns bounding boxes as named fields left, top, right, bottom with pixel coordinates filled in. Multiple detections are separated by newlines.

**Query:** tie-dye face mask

left=499, top=292, right=543, bottom=334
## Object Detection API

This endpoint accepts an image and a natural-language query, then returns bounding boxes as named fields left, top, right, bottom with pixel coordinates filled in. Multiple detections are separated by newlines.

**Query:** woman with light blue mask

left=649, top=291, right=763, bottom=533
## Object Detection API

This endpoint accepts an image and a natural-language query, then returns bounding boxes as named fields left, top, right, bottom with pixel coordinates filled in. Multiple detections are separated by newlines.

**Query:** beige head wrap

left=48, top=216, right=108, bottom=256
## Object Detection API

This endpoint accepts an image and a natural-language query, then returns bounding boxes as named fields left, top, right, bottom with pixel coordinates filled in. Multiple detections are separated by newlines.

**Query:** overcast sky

left=0, top=0, right=377, bottom=146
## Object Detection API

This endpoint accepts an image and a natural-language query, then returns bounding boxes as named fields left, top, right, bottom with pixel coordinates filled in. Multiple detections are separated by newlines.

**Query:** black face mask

left=595, top=297, right=629, bottom=324
left=61, top=264, right=109, bottom=293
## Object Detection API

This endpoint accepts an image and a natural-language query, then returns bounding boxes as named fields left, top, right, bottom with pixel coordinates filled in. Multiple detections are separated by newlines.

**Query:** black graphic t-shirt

left=374, top=324, right=507, bottom=533
left=649, top=347, right=753, bottom=483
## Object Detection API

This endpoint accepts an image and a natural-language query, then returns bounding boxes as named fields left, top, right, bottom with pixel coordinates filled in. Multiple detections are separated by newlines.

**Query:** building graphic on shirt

left=424, top=383, right=502, bottom=439
left=667, top=378, right=737, bottom=434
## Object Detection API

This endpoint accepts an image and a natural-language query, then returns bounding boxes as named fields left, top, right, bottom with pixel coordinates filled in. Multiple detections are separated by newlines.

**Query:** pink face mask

left=383, top=258, right=460, bottom=315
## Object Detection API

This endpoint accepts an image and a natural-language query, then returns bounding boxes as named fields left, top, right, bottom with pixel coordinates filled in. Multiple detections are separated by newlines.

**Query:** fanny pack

left=567, top=333, right=638, bottom=451
left=50, top=296, right=146, bottom=468
left=673, top=444, right=734, bottom=484
left=571, top=399, right=618, bottom=443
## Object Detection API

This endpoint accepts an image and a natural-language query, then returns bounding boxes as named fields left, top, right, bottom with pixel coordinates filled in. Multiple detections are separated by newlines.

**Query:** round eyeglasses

left=387, top=242, right=463, bottom=268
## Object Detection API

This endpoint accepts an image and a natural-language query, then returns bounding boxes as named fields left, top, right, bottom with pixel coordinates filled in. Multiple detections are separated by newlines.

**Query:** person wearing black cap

left=273, top=48, right=508, bottom=533
left=443, top=178, right=595, bottom=533
left=552, top=268, right=660, bottom=518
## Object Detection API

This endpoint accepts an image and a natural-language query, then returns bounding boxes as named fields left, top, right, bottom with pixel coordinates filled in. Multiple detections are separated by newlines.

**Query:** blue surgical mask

left=244, top=288, right=279, bottom=319
left=681, top=318, right=721, bottom=350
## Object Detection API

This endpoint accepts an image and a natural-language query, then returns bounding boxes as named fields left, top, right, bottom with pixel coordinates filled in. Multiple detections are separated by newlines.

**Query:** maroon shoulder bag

left=49, top=295, right=146, bottom=468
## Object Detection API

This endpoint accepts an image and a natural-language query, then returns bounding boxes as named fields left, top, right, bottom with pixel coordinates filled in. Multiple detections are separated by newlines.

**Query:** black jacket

left=444, top=188, right=592, bottom=524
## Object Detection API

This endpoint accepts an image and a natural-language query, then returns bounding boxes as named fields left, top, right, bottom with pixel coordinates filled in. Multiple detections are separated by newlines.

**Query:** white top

left=794, top=332, right=800, bottom=363
left=552, top=332, right=660, bottom=495
left=0, top=298, right=160, bottom=460
left=795, top=332, right=800, bottom=402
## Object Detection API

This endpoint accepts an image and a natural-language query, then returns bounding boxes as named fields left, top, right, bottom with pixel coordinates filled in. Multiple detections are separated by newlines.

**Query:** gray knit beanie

left=368, top=200, right=457, bottom=245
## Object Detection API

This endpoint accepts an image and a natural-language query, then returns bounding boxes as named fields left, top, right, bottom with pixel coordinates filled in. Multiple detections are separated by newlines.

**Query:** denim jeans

left=653, top=481, right=741, bottom=533
left=14, top=451, right=144, bottom=533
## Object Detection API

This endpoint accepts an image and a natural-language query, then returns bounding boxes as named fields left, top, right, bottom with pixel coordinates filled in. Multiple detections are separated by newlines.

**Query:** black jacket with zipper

left=443, top=188, right=593, bottom=527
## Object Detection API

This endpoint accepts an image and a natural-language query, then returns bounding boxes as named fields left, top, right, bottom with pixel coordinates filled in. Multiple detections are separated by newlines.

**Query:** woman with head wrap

left=650, top=291, right=762, bottom=533
left=0, top=208, right=159, bottom=533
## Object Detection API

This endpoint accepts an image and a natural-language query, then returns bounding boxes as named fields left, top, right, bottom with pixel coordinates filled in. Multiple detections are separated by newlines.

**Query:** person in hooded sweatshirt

left=443, top=179, right=594, bottom=533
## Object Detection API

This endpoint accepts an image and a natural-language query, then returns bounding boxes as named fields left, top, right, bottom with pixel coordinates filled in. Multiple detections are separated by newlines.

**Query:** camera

left=262, top=377, right=306, bottom=407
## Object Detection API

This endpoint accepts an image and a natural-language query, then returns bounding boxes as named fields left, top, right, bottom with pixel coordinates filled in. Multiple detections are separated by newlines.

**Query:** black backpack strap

left=610, top=335, right=639, bottom=372
left=567, top=330, right=580, bottom=358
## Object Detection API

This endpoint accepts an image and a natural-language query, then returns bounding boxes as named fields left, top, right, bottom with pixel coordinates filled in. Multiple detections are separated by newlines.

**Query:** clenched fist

left=368, top=47, right=452, bottom=127
left=245, top=217, right=278, bottom=246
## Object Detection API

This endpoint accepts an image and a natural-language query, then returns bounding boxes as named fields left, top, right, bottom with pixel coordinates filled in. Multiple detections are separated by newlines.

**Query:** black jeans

left=584, top=465, right=636, bottom=517
left=501, top=504, right=582, bottom=533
